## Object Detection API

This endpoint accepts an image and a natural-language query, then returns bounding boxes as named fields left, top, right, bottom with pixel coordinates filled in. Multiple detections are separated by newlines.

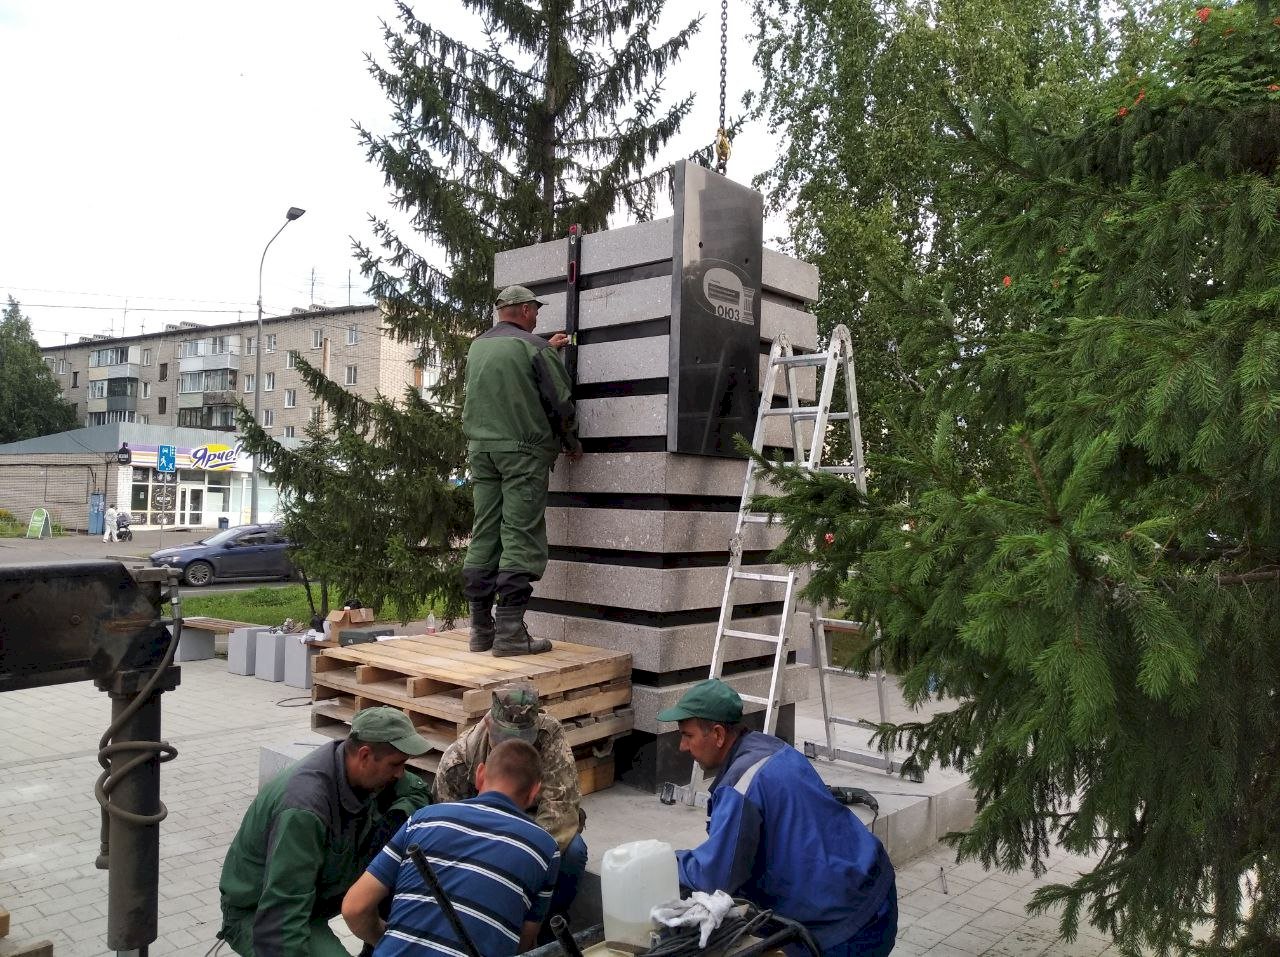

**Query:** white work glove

left=650, top=890, right=736, bottom=948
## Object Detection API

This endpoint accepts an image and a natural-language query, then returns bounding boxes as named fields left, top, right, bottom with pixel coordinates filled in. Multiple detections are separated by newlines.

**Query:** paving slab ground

left=1, top=659, right=1116, bottom=957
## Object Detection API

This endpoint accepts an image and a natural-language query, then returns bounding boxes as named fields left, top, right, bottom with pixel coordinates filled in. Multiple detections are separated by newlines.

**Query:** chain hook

left=716, top=0, right=730, bottom=175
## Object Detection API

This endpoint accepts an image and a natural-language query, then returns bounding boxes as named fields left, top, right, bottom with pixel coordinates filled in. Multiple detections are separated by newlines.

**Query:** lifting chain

left=715, top=0, right=731, bottom=174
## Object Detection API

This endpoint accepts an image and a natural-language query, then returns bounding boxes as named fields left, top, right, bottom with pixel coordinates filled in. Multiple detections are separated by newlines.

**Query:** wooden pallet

left=311, top=703, right=622, bottom=795
left=312, top=631, right=630, bottom=718
left=310, top=629, right=632, bottom=795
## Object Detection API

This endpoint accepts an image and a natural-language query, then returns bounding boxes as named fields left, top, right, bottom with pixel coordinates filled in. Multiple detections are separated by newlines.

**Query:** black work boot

left=469, top=600, right=495, bottom=652
left=492, top=605, right=552, bottom=657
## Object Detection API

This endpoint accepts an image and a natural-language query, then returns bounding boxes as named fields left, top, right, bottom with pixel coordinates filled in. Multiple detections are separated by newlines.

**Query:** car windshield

left=198, top=528, right=245, bottom=547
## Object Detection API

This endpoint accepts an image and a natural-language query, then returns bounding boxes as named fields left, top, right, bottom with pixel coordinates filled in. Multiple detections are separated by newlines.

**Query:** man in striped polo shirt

left=342, top=739, right=560, bottom=956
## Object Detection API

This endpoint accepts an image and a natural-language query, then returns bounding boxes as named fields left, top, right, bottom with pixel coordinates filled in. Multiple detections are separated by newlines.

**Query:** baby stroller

left=115, top=511, right=134, bottom=542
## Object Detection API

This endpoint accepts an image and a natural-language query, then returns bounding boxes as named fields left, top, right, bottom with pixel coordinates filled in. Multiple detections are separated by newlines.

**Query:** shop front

left=125, top=440, right=278, bottom=528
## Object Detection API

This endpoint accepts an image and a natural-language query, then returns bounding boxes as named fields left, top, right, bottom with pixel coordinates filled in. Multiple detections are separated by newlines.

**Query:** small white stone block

left=258, top=740, right=325, bottom=789
left=254, top=630, right=287, bottom=682
left=228, top=627, right=262, bottom=675
left=283, top=638, right=319, bottom=690
left=174, top=626, right=215, bottom=662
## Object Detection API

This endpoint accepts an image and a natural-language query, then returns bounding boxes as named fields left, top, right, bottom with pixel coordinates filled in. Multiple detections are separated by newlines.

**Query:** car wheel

left=183, top=560, right=214, bottom=587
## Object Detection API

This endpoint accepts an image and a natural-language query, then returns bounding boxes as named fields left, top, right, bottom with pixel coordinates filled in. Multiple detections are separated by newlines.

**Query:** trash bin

left=217, top=517, right=230, bottom=529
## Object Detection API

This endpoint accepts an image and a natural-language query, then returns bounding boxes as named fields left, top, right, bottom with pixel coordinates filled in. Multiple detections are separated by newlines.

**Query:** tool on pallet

left=660, top=325, right=914, bottom=808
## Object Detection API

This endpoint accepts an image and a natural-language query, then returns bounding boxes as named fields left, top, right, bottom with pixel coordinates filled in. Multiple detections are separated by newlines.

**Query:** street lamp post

left=250, top=206, right=306, bottom=525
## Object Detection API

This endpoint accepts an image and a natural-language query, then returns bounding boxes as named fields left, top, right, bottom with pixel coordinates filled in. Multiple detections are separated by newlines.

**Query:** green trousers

left=220, top=914, right=351, bottom=957
left=462, top=448, right=555, bottom=605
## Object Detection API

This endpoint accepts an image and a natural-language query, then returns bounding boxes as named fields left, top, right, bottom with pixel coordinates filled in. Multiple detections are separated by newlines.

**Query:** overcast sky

left=0, top=0, right=778, bottom=347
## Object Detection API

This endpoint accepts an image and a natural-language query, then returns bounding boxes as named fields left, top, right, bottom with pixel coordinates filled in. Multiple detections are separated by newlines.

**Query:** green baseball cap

left=657, top=679, right=744, bottom=724
left=494, top=284, right=545, bottom=308
left=350, top=706, right=431, bottom=756
left=488, top=681, right=540, bottom=744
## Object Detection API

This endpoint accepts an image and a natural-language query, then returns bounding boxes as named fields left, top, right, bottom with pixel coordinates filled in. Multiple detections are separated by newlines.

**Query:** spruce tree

left=749, top=0, right=1178, bottom=477
left=239, top=0, right=697, bottom=616
left=758, top=3, right=1280, bottom=953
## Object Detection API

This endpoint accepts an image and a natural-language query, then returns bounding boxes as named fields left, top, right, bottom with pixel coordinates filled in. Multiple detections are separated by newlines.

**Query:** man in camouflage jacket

left=433, top=681, right=587, bottom=917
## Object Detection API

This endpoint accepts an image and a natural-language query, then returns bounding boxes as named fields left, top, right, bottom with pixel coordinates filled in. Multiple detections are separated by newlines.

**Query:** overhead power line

left=13, top=303, right=250, bottom=314
left=0, top=283, right=256, bottom=307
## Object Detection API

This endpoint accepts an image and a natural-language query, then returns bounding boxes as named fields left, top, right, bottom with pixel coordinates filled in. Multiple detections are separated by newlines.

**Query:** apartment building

left=41, top=304, right=438, bottom=440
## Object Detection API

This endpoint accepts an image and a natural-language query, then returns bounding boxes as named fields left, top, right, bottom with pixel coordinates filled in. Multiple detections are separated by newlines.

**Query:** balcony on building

left=178, top=335, right=242, bottom=374
left=202, top=390, right=238, bottom=407
left=105, top=362, right=141, bottom=380
left=88, top=345, right=139, bottom=381
left=105, top=377, right=140, bottom=413
left=178, top=369, right=238, bottom=411
left=176, top=405, right=237, bottom=431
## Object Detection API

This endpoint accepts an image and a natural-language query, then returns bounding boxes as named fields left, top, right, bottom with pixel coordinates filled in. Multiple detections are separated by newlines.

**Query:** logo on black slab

left=684, top=259, right=758, bottom=326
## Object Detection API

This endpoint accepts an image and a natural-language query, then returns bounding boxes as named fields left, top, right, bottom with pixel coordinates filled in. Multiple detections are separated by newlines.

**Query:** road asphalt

left=0, top=529, right=291, bottom=593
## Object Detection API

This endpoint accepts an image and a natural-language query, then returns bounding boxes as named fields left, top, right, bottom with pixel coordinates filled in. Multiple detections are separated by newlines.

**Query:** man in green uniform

left=462, top=284, right=582, bottom=657
left=218, top=708, right=432, bottom=956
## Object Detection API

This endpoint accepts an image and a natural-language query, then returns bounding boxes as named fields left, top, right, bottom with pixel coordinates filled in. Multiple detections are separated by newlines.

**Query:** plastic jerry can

left=600, top=839, right=680, bottom=949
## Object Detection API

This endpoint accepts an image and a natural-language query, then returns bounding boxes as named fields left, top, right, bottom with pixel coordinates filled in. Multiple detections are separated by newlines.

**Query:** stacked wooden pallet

left=310, top=630, right=632, bottom=794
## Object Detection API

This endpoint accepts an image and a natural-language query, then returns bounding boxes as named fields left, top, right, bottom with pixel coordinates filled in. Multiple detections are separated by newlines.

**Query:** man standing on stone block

left=461, top=284, right=582, bottom=657
left=659, top=679, right=899, bottom=957
left=218, top=708, right=433, bottom=956
left=432, top=681, right=588, bottom=921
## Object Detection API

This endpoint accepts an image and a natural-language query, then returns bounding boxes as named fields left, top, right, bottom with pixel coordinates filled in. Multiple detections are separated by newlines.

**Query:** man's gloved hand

left=650, top=890, right=735, bottom=948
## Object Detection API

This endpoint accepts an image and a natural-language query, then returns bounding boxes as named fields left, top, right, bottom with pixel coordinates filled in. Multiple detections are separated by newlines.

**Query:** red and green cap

left=657, top=678, right=743, bottom=724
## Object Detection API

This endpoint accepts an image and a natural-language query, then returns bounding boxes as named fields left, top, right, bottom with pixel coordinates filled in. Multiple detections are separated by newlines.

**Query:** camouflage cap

left=494, top=284, right=545, bottom=308
left=488, top=680, right=540, bottom=744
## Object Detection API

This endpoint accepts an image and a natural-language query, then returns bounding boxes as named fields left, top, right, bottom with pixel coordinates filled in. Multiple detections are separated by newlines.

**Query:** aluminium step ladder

left=661, top=325, right=910, bottom=808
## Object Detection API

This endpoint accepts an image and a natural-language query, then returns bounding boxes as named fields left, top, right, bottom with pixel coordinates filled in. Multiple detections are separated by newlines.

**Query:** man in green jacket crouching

left=218, top=708, right=432, bottom=956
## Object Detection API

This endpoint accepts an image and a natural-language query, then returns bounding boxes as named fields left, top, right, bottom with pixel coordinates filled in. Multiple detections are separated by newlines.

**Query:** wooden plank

left=356, top=665, right=404, bottom=684
left=312, top=671, right=470, bottom=724
left=319, top=641, right=629, bottom=703
left=312, top=699, right=457, bottom=751
left=393, top=636, right=562, bottom=678
left=407, top=675, right=454, bottom=697
left=313, top=654, right=349, bottom=674
left=396, top=633, right=632, bottom=675
left=0, top=907, right=9, bottom=938
left=540, top=685, right=632, bottom=722
left=182, top=616, right=256, bottom=632
left=369, top=645, right=631, bottom=699
left=314, top=713, right=618, bottom=796
left=319, top=644, right=499, bottom=688
left=325, top=632, right=629, bottom=678
left=314, top=660, right=488, bottom=716
left=562, top=710, right=633, bottom=749
left=313, top=693, right=632, bottom=752
left=576, top=756, right=616, bottom=796
left=400, top=631, right=628, bottom=669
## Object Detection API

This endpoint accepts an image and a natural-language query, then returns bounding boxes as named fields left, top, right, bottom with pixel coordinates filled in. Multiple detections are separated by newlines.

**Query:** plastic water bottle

left=426, top=612, right=437, bottom=635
